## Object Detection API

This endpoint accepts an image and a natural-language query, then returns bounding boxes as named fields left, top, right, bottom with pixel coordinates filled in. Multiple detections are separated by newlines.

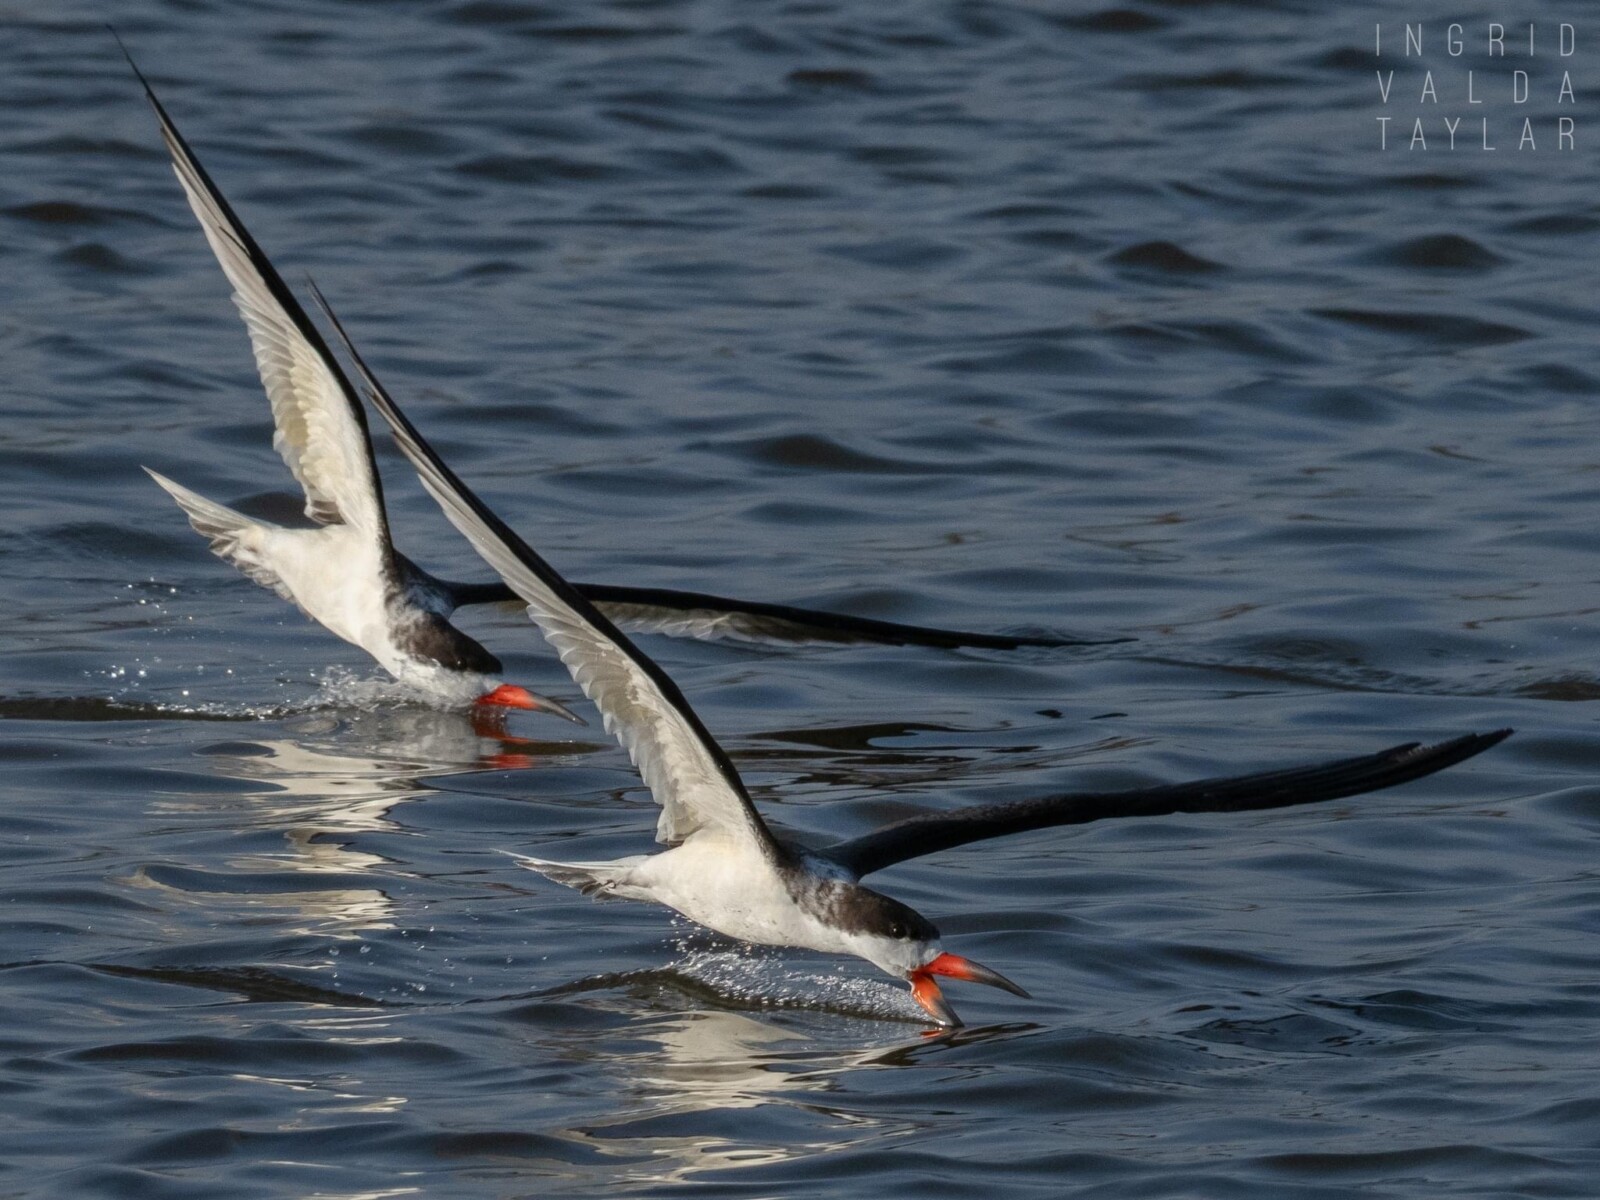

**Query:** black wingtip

left=305, top=275, right=339, bottom=332
left=109, top=26, right=155, bottom=100
left=828, top=727, right=1515, bottom=879
left=1412, top=727, right=1514, bottom=765
left=111, top=29, right=189, bottom=153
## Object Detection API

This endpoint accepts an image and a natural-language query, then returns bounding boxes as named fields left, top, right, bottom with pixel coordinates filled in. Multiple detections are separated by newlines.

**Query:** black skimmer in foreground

left=327, top=293, right=1513, bottom=1026
left=128, top=63, right=1118, bottom=718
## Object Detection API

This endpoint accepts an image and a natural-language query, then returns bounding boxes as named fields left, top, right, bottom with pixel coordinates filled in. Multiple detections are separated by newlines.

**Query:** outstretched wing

left=574, top=583, right=1132, bottom=650
left=827, top=730, right=1512, bottom=878
left=451, top=579, right=1130, bottom=649
left=127, top=48, right=389, bottom=542
left=312, top=287, right=779, bottom=856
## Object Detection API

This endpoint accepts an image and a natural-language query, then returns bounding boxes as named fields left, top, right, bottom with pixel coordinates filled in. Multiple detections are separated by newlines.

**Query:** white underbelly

left=634, top=839, right=835, bottom=953
left=259, top=526, right=395, bottom=661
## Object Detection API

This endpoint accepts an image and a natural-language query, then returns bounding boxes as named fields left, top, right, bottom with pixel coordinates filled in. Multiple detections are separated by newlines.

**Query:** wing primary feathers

left=447, top=579, right=1130, bottom=649
left=827, top=729, right=1513, bottom=878
left=117, top=35, right=391, bottom=542
left=119, top=42, right=337, bottom=380
left=570, top=582, right=1134, bottom=649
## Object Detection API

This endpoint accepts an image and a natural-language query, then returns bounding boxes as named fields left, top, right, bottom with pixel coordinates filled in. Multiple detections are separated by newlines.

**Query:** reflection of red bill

left=470, top=704, right=513, bottom=742
left=467, top=706, right=543, bottom=770
left=469, top=706, right=543, bottom=767
left=486, top=753, right=538, bottom=771
left=908, top=951, right=1030, bottom=1027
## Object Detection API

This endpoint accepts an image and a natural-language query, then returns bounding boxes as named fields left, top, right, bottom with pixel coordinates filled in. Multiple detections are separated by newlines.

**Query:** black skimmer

left=128, top=60, right=578, bottom=719
left=324, top=290, right=1513, bottom=1025
left=125, top=59, right=1119, bottom=718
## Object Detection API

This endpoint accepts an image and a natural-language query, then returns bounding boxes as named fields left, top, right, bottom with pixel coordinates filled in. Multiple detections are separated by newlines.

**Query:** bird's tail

left=144, top=467, right=294, bottom=603
left=509, top=852, right=652, bottom=901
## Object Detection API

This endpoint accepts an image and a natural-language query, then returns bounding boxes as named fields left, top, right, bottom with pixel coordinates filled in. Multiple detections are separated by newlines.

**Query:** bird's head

left=401, top=612, right=585, bottom=725
left=833, top=885, right=1029, bottom=1028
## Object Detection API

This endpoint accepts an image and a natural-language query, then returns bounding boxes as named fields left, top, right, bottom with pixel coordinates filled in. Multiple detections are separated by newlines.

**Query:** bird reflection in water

left=146, top=706, right=586, bottom=934
left=546, top=1009, right=899, bottom=1183
left=509, top=997, right=1036, bottom=1187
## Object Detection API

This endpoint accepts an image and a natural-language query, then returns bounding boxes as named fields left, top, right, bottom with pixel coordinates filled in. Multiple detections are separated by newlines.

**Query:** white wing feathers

left=458, top=517, right=752, bottom=848
left=143, top=467, right=296, bottom=604
left=315, top=294, right=774, bottom=854
left=147, top=79, right=382, bottom=538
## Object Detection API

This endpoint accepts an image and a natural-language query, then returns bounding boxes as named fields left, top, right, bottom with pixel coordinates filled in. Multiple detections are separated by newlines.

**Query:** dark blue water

left=4, top=2, right=1600, bottom=1196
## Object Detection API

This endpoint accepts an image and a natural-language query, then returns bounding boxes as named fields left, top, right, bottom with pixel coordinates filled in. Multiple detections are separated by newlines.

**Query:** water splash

left=306, top=665, right=462, bottom=713
left=39, top=663, right=480, bottom=723
left=667, top=938, right=926, bottom=1024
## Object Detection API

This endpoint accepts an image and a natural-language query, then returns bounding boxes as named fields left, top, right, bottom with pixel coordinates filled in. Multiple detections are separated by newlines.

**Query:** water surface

left=3, top=3, right=1599, bottom=1197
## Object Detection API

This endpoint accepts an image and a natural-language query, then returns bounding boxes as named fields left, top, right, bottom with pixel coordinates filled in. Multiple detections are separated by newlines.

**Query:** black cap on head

left=822, top=881, right=939, bottom=942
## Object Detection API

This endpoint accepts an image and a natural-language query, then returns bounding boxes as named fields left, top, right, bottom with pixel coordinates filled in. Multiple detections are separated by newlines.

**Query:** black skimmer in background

left=125, top=59, right=1122, bottom=718
left=326, top=289, right=1513, bottom=1026
left=127, top=59, right=579, bottom=719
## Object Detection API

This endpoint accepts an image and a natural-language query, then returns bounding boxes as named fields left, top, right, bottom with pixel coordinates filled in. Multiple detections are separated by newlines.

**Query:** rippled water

left=5, top=2, right=1600, bottom=1196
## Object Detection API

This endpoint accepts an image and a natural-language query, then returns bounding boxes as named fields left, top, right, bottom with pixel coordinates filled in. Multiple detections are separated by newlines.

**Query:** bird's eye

left=889, top=922, right=907, bottom=939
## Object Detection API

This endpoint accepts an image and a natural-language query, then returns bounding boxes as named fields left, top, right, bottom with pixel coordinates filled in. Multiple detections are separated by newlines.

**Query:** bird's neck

left=448, top=579, right=519, bottom=606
